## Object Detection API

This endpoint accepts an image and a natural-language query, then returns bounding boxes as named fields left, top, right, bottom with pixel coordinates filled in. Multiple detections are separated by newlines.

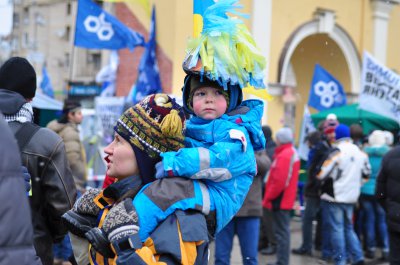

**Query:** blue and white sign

left=74, top=0, right=145, bottom=50
left=308, top=64, right=346, bottom=111
left=359, top=52, right=400, bottom=122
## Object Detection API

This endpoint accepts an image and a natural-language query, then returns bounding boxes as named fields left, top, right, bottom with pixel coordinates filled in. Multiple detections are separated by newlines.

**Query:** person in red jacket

left=263, top=127, right=300, bottom=265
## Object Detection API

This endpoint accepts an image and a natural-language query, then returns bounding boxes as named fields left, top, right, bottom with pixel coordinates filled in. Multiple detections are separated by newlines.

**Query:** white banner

left=95, top=96, right=126, bottom=145
left=359, top=52, right=400, bottom=123
left=297, top=105, right=316, bottom=161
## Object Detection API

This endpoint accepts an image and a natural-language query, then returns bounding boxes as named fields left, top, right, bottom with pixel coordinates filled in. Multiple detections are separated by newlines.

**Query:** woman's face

left=104, top=133, right=139, bottom=180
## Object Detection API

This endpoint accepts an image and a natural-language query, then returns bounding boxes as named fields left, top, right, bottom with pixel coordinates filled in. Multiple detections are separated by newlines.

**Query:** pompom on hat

left=114, top=94, right=186, bottom=184
left=181, top=0, right=268, bottom=115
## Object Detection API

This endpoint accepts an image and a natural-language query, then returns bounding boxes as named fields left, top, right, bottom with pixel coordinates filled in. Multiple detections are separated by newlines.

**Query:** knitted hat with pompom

left=114, top=94, right=186, bottom=184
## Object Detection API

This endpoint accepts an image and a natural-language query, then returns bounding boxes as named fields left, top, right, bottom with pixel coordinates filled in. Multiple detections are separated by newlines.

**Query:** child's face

left=104, top=133, right=139, bottom=180
left=192, top=86, right=227, bottom=120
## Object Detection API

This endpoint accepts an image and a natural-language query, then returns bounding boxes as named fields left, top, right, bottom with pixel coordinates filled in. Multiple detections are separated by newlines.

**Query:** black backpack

left=14, top=122, right=40, bottom=151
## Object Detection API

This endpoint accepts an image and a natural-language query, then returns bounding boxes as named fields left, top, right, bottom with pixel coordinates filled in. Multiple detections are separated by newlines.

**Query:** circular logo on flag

left=84, top=13, right=114, bottom=41
left=314, top=81, right=341, bottom=108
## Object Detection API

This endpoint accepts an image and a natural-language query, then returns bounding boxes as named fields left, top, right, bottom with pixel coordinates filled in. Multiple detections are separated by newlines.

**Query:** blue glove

left=21, top=166, right=31, bottom=194
left=155, top=161, right=166, bottom=179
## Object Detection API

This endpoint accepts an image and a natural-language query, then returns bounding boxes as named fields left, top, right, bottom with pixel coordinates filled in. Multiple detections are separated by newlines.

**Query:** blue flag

left=308, top=64, right=346, bottom=111
left=132, top=6, right=162, bottom=103
left=75, top=0, right=145, bottom=50
left=40, top=66, right=54, bottom=98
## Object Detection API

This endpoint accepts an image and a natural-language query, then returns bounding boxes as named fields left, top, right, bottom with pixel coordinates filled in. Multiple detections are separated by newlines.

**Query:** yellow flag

left=243, top=86, right=273, bottom=101
left=99, top=0, right=151, bottom=16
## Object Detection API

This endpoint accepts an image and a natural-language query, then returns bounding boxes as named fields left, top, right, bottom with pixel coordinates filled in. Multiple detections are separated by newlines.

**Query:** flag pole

left=69, top=1, right=78, bottom=92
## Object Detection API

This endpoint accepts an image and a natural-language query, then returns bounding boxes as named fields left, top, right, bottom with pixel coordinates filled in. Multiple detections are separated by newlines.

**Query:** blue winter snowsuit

left=133, top=99, right=266, bottom=241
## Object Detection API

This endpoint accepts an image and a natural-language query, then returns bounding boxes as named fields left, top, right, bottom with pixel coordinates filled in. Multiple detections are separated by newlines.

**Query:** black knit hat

left=0, top=57, right=37, bottom=99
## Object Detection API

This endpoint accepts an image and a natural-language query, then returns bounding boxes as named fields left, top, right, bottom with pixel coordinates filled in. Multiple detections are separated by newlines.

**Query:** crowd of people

left=1, top=1, right=400, bottom=265
left=289, top=114, right=399, bottom=265
left=1, top=56, right=400, bottom=265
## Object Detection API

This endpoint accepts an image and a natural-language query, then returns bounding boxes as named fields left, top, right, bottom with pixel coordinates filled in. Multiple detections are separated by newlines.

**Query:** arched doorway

left=277, top=16, right=361, bottom=138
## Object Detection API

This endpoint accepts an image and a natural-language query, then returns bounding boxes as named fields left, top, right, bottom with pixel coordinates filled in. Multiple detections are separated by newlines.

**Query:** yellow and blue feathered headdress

left=183, top=0, right=267, bottom=90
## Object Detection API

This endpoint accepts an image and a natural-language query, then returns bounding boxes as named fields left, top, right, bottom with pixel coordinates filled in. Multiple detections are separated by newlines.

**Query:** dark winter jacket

left=236, top=149, right=271, bottom=217
left=0, top=89, right=77, bottom=265
left=263, top=126, right=276, bottom=160
left=0, top=114, right=42, bottom=265
left=304, top=140, right=331, bottom=198
left=376, top=145, right=400, bottom=232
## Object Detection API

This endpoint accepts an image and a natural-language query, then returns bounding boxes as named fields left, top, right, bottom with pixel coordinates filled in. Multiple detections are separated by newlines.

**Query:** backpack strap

left=14, top=122, right=40, bottom=151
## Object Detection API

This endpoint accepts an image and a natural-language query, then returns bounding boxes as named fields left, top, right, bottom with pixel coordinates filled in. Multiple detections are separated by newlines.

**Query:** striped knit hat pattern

left=115, top=94, right=186, bottom=159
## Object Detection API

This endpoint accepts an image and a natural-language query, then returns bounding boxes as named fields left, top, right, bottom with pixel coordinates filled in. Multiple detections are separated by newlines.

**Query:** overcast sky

left=0, top=0, right=12, bottom=37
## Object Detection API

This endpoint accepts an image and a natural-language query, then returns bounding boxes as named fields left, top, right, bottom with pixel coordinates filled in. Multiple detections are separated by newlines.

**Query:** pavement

left=208, top=217, right=389, bottom=265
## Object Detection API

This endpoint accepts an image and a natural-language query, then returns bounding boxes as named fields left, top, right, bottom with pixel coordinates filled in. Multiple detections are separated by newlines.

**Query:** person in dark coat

left=259, top=125, right=277, bottom=255
left=263, top=125, right=277, bottom=160
left=0, top=113, right=42, bottom=265
left=214, top=148, right=271, bottom=265
left=0, top=57, right=77, bottom=265
left=292, top=130, right=329, bottom=256
left=376, top=145, right=400, bottom=264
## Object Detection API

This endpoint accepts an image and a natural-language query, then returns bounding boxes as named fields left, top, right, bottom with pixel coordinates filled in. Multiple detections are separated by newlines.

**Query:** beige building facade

left=9, top=0, right=111, bottom=100
left=129, top=0, right=400, bottom=139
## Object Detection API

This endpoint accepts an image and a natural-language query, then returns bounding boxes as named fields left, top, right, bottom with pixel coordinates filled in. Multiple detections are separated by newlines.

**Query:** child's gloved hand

left=155, top=161, right=165, bottom=179
left=85, top=198, right=141, bottom=257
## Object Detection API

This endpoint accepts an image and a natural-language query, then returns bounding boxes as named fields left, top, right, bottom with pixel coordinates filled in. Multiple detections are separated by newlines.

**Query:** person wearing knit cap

left=262, top=127, right=300, bottom=265
left=63, top=94, right=210, bottom=265
left=0, top=57, right=77, bottom=265
left=90, top=29, right=266, bottom=263
left=317, top=123, right=371, bottom=265
left=66, top=0, right=267, bottom=263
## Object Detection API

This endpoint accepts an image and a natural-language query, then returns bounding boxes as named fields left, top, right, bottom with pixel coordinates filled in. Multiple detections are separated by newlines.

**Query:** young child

left=132, top=74, right=265, bottom=240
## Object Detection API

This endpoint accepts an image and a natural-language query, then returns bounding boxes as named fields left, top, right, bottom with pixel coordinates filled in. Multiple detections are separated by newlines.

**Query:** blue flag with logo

left=308, top=64, right=346, bottom=111
left=132, top=6, right=162, bottom=103
left=75, top=0, right=145, bottom=50
left=40, top=66, right=54, bottom=98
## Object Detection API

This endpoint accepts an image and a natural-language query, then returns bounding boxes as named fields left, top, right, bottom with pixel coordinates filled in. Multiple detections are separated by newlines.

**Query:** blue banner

left=40, top=66, right=54, bottom=98
left=132, top=6, right=162, bottom=103
left=308, top=64, right=346, bottom=111
left=75, top=0, right=145, bottom=50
